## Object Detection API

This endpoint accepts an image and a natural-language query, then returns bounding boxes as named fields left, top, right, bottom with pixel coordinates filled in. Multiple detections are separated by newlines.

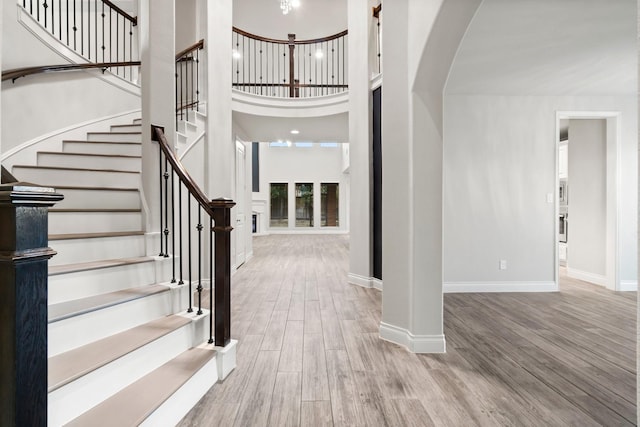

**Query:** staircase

left=11, top=119, right=220, bottom=426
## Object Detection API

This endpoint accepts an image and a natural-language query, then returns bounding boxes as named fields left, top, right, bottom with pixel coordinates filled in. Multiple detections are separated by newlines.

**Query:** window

left=295, top=183, right=314, bottom=227
left=321, top=183, right=339, bottom=226
left=252, top=142, right=259, bottom=192
left=320, top=142, right=339, bottom=148
left=270, top=183, right=288, bottom=227
left=294, top=142, right=313, bottom=148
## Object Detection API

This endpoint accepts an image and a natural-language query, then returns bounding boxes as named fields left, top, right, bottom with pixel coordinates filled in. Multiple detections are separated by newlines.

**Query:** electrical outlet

left=499, top=259, right=507, bottom=270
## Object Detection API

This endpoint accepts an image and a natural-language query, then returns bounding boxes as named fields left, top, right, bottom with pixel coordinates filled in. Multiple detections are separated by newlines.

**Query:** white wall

left=1, top=3, right=139, bottom=154
left=254, top=142, right=348, bottom=233
left=443, top=95, right=637, bottom=287
left=567, top=119, right=607, bottom=278
left=175, top=0, right=196, bottom=51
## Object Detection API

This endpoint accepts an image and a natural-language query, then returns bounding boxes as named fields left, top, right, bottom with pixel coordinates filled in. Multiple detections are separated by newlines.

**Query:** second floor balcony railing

left=232, top=27, right=348, bottom=98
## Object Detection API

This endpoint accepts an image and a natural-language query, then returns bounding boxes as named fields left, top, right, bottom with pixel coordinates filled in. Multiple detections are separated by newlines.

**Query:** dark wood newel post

left=0, top=183, right=63, bottom=427
left=210, top=198, right=235, bottom=347
left=288, top=34, right=296, bottom=98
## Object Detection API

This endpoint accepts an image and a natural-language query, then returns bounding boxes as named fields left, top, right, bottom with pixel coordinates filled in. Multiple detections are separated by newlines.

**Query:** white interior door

left=235, top=141, right=246, bottom=267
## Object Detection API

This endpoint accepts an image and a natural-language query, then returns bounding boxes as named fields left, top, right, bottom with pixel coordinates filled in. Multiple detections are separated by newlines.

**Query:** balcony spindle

left=158, top=144, right=164, bottom=256
left=188, top=194, right=193, bottom=312
left=178, top=182, right=184, bottom=285
left=171, top=170, right=176, bottom=283
left=163, top=158, right=169, bottom=258
left=197, top=207, right=203, bottom=315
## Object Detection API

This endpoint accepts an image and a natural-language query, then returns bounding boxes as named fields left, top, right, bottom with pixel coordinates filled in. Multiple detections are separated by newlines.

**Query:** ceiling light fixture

left=290, top=129, right=300, bottom=134
left=315, top=49, right=323, bottom=59
left=232, top=50, right=241, bottom=59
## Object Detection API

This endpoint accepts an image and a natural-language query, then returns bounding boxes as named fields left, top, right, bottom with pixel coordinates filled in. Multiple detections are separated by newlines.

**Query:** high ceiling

left=233, top=0, right=347, bottom=41
left=445, top=0, right=637, bottom=95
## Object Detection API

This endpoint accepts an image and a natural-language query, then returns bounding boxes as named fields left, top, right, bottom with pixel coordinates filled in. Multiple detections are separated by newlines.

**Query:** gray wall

left=567, top=119, right=607, bottom=276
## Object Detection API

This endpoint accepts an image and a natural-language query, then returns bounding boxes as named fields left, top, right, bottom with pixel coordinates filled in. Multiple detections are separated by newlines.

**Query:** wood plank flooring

left=178, top=234, right=637, bottom=426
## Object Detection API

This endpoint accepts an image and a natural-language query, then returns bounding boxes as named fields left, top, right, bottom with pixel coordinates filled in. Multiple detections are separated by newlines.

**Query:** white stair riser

left=111, top=125, right=142, bottom=132
left=63, top=141, right=141, bottom=156
left=87, top=133, right=141, bottom=143
left=49, top=261, right=156, bottom=304
left=140, top=351, right=218, bottom=427
left=49, top=211, right=142, bottom=234
left=13, top=167, right=140, bottom=189
left=49, top=235, right=146, bottom=266
left=49, top=291, right=173, bottom=357
left=38, top=152, right=141, bottom=172
left=55, top=188, right=141, bottom=210
left=48, top=319, right=206, bottom=427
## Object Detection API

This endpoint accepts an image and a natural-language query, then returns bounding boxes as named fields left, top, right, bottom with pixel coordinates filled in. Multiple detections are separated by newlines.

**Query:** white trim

left=619, top=280, right=638, bottom=291
left=18, top=6, right=141, bottom=96
left=443, top=281, right=559, bottom=293
left=566, top=268, right=607, bottom=287
left=267, top=229, right=349, bottom=235
left=379, top=322, right=446, bottom=353
left=178, top=131, right=206, bottom=160
left=1, top=109, right=141, bottom=162
left=371, top=278, right=383, bottom=291
left=370, top=73, right=383, bottom=90
left=348, top=273, right=374, bottom=289
left=232, top=89, right=348, bottom=117
left=215, top=339, right=237, bottom=381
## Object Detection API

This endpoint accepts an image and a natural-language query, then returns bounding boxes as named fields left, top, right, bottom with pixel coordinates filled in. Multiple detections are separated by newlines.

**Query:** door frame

left=234, top=139, right=247, bottom=269
left=555, top=111, right=621, bottom=291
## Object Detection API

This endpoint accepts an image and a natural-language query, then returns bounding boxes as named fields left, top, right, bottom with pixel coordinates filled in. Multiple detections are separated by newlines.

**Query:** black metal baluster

left=208, top=216, right=214, bottom=344
left=187, top=195, right=193, bottom=312
left=86, top=0, right=90, bottom=59
left=43, top=0, right=47, bottom=28
left=186, top=56, right=190, bottom=122
left=196, top=49, right=200, bottom=112
left=58, top=0, right=61, bottom=40
left=163, top=158, right=169, bottom=258
left=66, top=0, right=69, bottom=45
left=37, top=0, right=40, bottom=23
left=175, top=68, right=179, bottom=127
left=180, top=59, right=184, bottom=122
left=197, top=207, right=203, bottom=315
left=259, top=41, right=263, bottom=95
left=116, top=14, right=119, bottom=74
left=129, top=21, right=133, bottom=80
left=80, top=0, right=83, bottom=55
left=94, top=0, right=97, bottom=62
left=73, top=0, right=76, bottom=52
left=109, top=8, right=112, bottom=62
left=158, top=145, right=164, bottom=256
left=171, top=170, right=176, bottom=283
left=101, top=2, right=105, bottom=62
left=178, top=182, right=184, bottom=285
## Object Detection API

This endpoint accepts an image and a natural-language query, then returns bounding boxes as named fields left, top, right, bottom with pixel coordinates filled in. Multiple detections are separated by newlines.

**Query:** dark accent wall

left=252, top=142, right=260, bottom=192
left=372, top=87, right=382, bottom=280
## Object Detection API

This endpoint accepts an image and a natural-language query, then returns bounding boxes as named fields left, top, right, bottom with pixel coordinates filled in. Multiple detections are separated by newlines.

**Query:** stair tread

left=13, top=165, right=140, bottom=174
left=49, top=231, right=144, bottom=240
left=65, top=347, right=215, bottom=427
left=88, top=131, right=142, bottom=135
left=111, top=123, right=142, bottom=127
left=49, top=256, right=152, bottom=276
left=53, top=185, right=139, bottom=191
left=64, top=140, right=141, bottom=145
left=49, top=284, right=169, bottom=323
left=38, top=151, right=141, bottom=158
left=48, top=314, right=191, bottom=392
left=49, top=208, right=142, bottom=213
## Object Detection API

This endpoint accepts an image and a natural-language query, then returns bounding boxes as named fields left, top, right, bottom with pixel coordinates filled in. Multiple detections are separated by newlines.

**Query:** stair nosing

left=13, top=165, right=140, bottom=174
left=48, top=284, right=170, bottom=324
left=48, top=314, right=192, bottom=393
left=63, top=140, right=142, bottom=145
left=49, top=208, right=142, bottom=213
left=49, top=256, right=153, bottom=276
left=49, top=231, right=144, bottom=240
left=87, top=131, right=142, bottom=135
left=38, top=151, right=142, bottom=159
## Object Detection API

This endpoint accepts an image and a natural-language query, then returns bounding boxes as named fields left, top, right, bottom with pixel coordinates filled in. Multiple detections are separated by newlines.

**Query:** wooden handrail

left=373, top=4, right=382, bottom=18
left=103, top=0, right=138, bottom=25
left=176, top=39, right=205, bottom=60
left=1, top=165, right=17, bottom=184
left=151, top=125, right=215, bottom=217
left=232, top=27, right=348, bottom=45
left=2, top=61, right=141, bottom=82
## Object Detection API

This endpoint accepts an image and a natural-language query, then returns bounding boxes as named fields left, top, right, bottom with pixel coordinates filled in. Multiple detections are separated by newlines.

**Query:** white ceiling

left=233, top=111, right=348, bottom=143
left=233, top=0, right=347, bottom=40
left=445, top=0, right=637, bottom=95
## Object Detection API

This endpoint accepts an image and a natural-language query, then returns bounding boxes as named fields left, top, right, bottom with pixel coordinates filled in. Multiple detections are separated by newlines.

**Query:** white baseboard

left=267, top=229, right=349, bottom=235
left=619, top=280, right=638, bottom=291
left=566, top=268, right=607, bottom=287
left=347, top=273, right=382, bottom=291
left=379, top=322, right=446, bottom=353
left=443, top=281, right=558, bottom=293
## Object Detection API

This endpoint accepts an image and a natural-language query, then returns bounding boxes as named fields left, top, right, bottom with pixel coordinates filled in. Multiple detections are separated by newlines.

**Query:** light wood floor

left=178, top=234, right=637, bottom=426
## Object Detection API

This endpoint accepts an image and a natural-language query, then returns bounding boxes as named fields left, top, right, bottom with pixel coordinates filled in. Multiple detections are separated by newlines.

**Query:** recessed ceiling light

left=291, top=0, right=301, bottom=7
left=290, top=129, right=300, bottom=134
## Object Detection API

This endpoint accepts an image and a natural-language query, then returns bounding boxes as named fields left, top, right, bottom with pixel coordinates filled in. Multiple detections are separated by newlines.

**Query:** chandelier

left=280, top=0, right=300, bottom=15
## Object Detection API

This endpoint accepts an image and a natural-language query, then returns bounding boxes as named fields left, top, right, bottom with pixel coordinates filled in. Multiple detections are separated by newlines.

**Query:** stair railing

left=151, top=125, right=234, bottom=347
left=373, top=4, right=382, bottom=75
left=232, top=27, right=348, bottom=98
left=175, top=39, right=205, bottom=126
left=19, top=0, right=139, bottom=82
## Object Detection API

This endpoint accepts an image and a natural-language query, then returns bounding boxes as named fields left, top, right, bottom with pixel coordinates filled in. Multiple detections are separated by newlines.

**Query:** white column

left=140, top=0, right=176, bottom=241
left=199, top=0, right=233, bottom=200
left=347, top=0, right=373, bottom=287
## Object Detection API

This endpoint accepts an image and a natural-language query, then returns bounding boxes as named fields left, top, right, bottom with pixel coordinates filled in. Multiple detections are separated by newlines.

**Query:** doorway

left=555, top=112, right=620, bottom=291
left=235, top=140, right=247, bottom=268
